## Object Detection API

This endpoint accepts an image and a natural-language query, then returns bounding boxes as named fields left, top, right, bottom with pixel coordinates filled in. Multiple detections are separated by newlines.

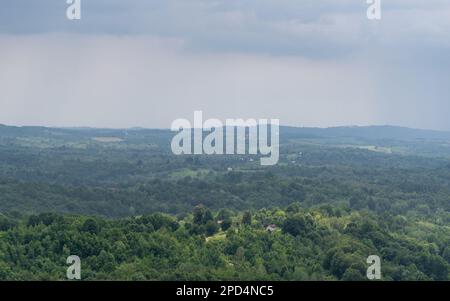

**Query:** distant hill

left=280, top=125, right=450, bottom=141
left=2, top=124, right=450, bottom=142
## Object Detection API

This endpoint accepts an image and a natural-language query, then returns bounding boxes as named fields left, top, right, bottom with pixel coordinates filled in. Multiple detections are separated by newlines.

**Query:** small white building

left=266, top=224, right=277, bottom=232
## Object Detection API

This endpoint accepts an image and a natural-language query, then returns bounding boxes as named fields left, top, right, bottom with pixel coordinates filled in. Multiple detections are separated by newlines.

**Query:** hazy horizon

left=2, top=121, right=450, bottom=134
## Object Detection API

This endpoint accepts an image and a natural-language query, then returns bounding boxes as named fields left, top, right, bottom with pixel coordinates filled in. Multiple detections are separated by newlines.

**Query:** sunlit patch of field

left=339, top=144, right=393, bottom=154
left=206, top=232, right=226, bottom=242
left=169, top=168, right=213, bottom=179
left=92, top=137, right=124, bottom=143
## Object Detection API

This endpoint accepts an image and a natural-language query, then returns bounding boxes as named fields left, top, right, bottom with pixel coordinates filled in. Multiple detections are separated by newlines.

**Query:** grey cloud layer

left=0, top=1, right=450, bottom=129
left=2, top=0, right=449, bottom=57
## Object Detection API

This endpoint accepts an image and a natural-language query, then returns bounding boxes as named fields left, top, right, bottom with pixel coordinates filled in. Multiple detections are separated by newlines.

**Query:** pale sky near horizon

left=0, top=0, right=450, bottom=130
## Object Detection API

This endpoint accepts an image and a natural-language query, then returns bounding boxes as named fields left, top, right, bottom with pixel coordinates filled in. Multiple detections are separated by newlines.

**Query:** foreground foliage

left=0, top=206, right=449, bottom=281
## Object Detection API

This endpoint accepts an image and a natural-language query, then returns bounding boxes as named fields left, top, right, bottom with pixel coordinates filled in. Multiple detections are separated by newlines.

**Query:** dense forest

left=0, top=124, right=449, bottom=280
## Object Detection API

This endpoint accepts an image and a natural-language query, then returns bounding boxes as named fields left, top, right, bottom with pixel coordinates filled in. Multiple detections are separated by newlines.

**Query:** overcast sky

left=0, top=0, right=449, bottom=130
